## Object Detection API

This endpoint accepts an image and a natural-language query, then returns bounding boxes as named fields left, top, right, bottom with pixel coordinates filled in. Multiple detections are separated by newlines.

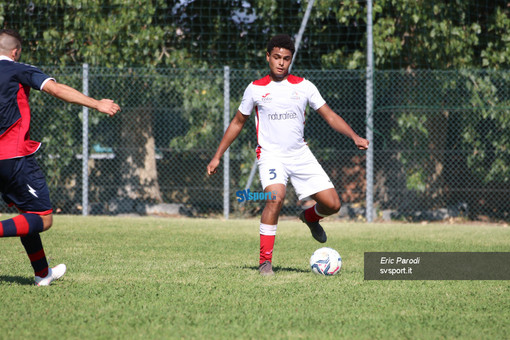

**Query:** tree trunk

left=115, top=106, right=163, bottom=212
left=425, top=110, right=448, bottom=207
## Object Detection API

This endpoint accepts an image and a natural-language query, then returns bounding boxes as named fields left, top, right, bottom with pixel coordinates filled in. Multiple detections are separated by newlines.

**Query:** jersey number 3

left=269, top=169, right=277, bottom=180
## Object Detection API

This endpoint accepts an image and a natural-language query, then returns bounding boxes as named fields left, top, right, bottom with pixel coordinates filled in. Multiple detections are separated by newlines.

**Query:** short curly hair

left=266, top=34, right=295, bottom=55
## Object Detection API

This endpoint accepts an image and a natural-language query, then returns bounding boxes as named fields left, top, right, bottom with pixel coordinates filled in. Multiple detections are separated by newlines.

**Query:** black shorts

left=0, top=155, right=52, bottom=215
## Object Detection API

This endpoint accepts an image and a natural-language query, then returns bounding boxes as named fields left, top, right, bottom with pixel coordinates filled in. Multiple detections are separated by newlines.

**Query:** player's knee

left=323, top=198, right=341, bottom=215
left=331, top=199, right=341, bottom=213
left=41, top=214, right=53, bottom=231
left=269, top=195, right=284, bottom=208
left=265, top=195, right=284, bottom=212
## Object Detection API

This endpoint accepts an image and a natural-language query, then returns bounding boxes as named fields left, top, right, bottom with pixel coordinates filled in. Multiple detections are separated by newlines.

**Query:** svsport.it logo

left=236, top=189, right=277, bottom=203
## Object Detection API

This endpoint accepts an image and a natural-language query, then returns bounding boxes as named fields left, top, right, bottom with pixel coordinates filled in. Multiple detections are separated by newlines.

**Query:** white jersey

left=238, top=74, right=326, bottom=157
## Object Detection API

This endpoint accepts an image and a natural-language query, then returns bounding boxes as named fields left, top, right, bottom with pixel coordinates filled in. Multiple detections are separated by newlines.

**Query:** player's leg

left=257, top=154, right=288, bottom=275
left=0, top=212, right=56, bottom=282
left=19, top=216, right=66, bottom=286
left=298, top=188, right=341, bottom=242
left=0, top=157, right=53, bottom=236
left=290, top=149, right=336, bottom=243
left=0, top=210, right=53, bottom=235
left=18, top=212, right=60, bottom=284
left=259, top=183, right=286, bottom=275
left=0, top=156, right=65, bottom=285
left=260, top=183, right=286, bottom=225
left=307, top=188, right=341, bottom=221
left=0, top=212, right=44, bottom=237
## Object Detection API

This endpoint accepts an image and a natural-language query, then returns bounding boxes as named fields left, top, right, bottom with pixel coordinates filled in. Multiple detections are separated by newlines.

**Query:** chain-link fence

left=1, top=66, right=508, bottom=221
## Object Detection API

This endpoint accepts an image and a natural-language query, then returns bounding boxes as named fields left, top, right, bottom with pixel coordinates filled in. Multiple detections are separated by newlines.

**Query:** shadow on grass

left=244, top=265, right=309, bottom=273
left=0, top=275, right=34, bottom=285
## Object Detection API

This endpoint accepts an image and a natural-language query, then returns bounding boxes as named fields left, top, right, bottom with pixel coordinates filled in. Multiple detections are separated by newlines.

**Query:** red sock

left=260, top=235, right=275, bottom=264
left=259, top=223, right=277, bottom=264
left=304, top=205, right=324, bottom=223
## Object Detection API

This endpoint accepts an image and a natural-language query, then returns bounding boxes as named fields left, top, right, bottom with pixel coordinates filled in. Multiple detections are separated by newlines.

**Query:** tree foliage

left=320, top=0, right=510, bottom=70
left=318, top=0, right=510, bottom=203
left=1, top=1, right=509, bottom=215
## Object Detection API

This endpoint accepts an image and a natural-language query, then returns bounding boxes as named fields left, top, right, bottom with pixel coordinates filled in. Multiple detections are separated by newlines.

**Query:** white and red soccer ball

left=310, top=247, right=342, bottom=276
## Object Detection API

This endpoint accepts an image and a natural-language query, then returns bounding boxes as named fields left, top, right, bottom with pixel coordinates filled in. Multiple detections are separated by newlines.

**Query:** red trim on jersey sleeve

left=254, top=106, right=262, bottom=159
left=256, top=145, right=262, bottom=160
left=255, top=106, right=260, bottom=144
left=252, top=75, right=271, bottom=86
left=287, top=74, right=304, bottom=84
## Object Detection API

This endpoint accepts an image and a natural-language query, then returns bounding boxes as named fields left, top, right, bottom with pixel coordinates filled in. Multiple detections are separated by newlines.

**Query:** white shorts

left=257, top=147, right=334, bottom=200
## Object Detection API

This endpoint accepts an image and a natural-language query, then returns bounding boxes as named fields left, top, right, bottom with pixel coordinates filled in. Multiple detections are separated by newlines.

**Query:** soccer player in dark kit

left=207, top=34, right=369, bottom=275
left=0, top=29, right=120, bottom=285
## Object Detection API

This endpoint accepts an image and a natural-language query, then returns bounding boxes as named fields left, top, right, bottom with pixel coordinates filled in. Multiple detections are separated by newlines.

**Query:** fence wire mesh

left=2, top=67, right=508, bottom=221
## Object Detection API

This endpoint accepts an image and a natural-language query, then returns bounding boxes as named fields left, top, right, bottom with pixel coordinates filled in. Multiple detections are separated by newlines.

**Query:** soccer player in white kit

left=207, top=35, right=369, bottom=276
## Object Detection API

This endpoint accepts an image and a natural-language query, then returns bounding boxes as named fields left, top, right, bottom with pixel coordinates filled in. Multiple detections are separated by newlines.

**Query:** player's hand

left=97, top=99, right=121, bottom=117
left=207, top=158, right=220, bottom=175
left=354, top=136, right=369, bottom=150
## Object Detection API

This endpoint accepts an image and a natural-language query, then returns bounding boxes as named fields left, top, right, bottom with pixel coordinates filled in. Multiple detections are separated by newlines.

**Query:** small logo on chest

left=261, top=93, right=272, bottom=103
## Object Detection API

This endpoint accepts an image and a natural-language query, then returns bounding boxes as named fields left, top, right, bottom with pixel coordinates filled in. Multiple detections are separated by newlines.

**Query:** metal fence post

left=223, top=66, right=230, bottom=219
left=366, top=0, right=374, bottom=222
left=289, top=0, right=315, bottom=74
left=82, top=63, right=89, bottom=216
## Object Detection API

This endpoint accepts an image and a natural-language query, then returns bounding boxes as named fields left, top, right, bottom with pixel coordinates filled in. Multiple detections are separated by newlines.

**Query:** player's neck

left=269, top=73, right=289, bottom=82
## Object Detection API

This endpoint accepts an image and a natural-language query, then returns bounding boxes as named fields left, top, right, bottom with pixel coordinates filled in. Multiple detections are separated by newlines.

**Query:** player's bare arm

left=207, top=110, right=249, bottom=175
left=42, top=80, right=121, bottom=116
left=316, top=104, right=369, bottom=150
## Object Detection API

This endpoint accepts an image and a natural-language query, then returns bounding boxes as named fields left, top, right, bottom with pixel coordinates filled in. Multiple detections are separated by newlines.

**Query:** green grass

left=0, top=215, right=509, bottom=339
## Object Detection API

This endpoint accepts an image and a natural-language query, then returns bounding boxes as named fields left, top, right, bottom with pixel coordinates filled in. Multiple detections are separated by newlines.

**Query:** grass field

left=0, top=215, right=509, bottom=339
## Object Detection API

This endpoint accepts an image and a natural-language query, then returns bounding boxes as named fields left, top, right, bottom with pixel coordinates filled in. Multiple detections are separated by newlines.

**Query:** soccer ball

left=309, top=247, right=342, bottom=276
